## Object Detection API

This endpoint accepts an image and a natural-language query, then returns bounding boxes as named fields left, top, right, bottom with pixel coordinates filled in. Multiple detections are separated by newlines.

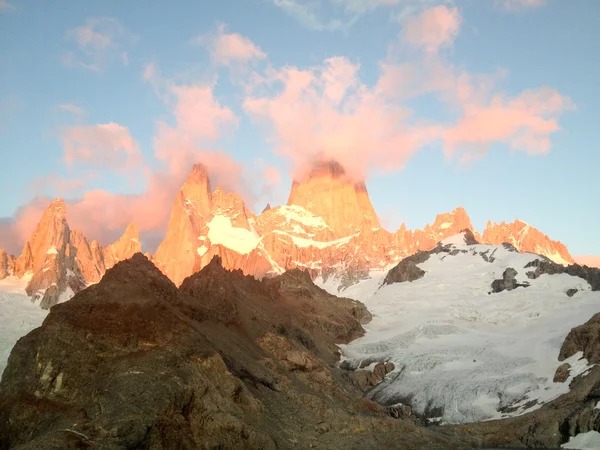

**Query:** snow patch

left=0, top=278, right=48, bottom=376
left=46, top=246, right=58, bottom=255
left=276, top=205, right=329, bottom=229
left=562, top=431, right=600, bottom=449
left=206, top=215, right=260, bottom=255
left=338, top=243, right=600, bottom=424
left=439, top=222, right=452, bottom=229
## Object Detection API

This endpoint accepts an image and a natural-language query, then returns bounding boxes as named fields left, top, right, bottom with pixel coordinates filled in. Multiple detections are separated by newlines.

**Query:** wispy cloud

left=57, top=103, right=86, bottom=116
left=192, top=24, right=267, bottom=67
left=64, top=17, right=136, bottom=72
left=401, top=5, right=461, bottom=53
left=495, top=0, right=547, bottom=11
left=271, top=0, right=442, bottom=31
left=61, top=122, right=142, bottom=171
left=0, top=0, right=15, bottom=11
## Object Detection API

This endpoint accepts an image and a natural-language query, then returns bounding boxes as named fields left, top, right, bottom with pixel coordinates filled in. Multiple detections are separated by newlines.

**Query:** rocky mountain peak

left=482, top=219, right=574, bottom=265
left=286, top=159, right=380, bottom=238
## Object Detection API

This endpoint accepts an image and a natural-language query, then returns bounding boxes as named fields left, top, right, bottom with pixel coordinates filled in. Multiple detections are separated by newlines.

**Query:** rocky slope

left=0, top=254, right=478, bottom=449
left=2, top=251, right=600, bottom=449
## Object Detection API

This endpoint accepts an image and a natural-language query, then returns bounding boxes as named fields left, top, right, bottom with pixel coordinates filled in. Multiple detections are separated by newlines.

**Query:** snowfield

left=318, top=235, right=600, bottom=425
left=0, top=277, right=48, bottom=377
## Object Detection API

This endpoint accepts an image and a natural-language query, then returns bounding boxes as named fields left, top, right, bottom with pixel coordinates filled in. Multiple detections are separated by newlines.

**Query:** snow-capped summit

left=328, top=237, right=600, bottom=425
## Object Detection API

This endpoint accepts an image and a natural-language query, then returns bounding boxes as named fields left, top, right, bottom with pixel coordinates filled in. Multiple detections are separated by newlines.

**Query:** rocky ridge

left=0, top=199, right=141, bottom=309
left=0, top=254, right=475, bottom=449
left=1, top=161, right=579, bottom=304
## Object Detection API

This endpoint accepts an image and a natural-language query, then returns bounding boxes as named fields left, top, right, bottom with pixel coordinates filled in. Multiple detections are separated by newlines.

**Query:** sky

left=0, top=0, right=598, bottom=259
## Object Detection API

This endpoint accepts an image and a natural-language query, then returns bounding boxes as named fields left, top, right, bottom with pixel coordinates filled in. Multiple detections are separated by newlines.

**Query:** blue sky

left=0, top=0, right=598, bottom=257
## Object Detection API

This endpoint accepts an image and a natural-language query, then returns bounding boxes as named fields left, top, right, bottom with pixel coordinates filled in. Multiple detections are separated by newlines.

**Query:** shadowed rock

left=490, top=267, right=530, bottom=293
left=2, top=254, right=474, bottom=449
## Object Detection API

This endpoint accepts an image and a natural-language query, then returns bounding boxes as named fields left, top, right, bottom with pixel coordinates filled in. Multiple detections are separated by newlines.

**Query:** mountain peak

left=287, top=160, right=379, bottom=238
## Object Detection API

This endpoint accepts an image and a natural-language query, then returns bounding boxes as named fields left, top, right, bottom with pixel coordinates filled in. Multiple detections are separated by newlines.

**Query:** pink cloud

left=62, top=122, right=142, bottom=170
left=401, top=6, right=461, bottom=53
left=194, top=24, right=266, bottom=66
left=29, top=175, right=87, bottom=197
left=0, top=1, right=15, bottom=11
left=154, top=84, right=239, bottom=178
left=244, top=56, right=443, bottom=181
left=574, top=255, right=600, bottom=269
left=443, top=77, right=574, bottom=160
left=58, top=103, right=86, bottom=116
left=64, top=18, right=135, bottom=71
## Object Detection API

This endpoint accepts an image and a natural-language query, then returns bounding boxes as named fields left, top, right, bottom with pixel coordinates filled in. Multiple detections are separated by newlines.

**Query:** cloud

left=154, top=83, right=239, bottom=177
left=443, top=78, right=575, bottom=162
left=61, top=122, right=142, bottom=171
left=244, top=56, right=442, bottom=181
left=64, top=17, right=135, bottom=71
left=242, top=4, right=572, bottom=179
left=271, top=0, right=405, bottom=31
left=496, top=0, right=547, bottom=11
left=193, top=24, right=266, bottom=66
left=401, top=5, right=461, bottom=53
left=0, top=197, right=50, bottom=255
left=574, top=255, right=600, bottom=269
left=58, top=103, right=86, bottom=116
left=29, top=175, right=87, bottom=197
left=0, top=0, right=15, bottom=11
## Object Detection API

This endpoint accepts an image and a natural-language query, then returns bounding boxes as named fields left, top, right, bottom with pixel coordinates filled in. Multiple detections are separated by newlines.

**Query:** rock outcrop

left=0, top=250, right=15, bottom=279
left=0, top=254, right=473, bottom=449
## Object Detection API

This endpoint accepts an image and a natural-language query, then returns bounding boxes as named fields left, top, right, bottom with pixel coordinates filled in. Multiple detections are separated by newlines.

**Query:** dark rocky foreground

left=1, top=253, right=600, bottom=449
left=0, top=254, right=469, bottom=449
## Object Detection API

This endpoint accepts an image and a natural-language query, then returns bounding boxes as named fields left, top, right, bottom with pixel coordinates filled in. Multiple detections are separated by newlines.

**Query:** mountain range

left=0, top=160, right=578, bottom=309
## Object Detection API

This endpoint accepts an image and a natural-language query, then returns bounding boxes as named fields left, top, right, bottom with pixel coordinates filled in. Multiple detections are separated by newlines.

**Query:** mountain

left=482, top=219, right=573, bottom=265
left=2, top=251, right=600, bottom=449
left=1, top=161, right=584, bottom=303
left=0, top=199, right=141, bottom=309
left=152, top=161, right=577, bottom=289
left=329, top=231, right=600, bottom=426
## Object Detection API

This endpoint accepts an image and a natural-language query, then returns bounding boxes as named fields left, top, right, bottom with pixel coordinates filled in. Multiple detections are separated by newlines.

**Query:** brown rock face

left=0, top=249, right=15, bottom=279
left=1, top=255, right=476, bottom=450
left=482, top=219, right=574, bottom=265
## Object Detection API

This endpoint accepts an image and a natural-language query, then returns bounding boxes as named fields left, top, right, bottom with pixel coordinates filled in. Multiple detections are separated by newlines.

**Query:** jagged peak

left=43, top=197, right=68, bottom=220
left=100, top=252, right=177, bottom=297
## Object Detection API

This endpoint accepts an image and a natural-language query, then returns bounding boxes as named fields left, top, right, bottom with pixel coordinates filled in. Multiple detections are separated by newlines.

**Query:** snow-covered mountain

left=318, top=231, right=600, bottom=425
left=0, top=160, right=579, bottom=306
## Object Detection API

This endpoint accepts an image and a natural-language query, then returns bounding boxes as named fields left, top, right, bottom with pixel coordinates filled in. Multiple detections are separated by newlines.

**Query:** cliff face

left=151, top=160, right=578, bottom=286
left=482, top=219, right=573, bottom=265
left=4, top=198, right=142, bottom=308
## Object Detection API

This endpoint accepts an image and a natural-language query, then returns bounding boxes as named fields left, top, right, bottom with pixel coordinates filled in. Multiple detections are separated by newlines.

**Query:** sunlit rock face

left=482, top=219, right=573, bottom=266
